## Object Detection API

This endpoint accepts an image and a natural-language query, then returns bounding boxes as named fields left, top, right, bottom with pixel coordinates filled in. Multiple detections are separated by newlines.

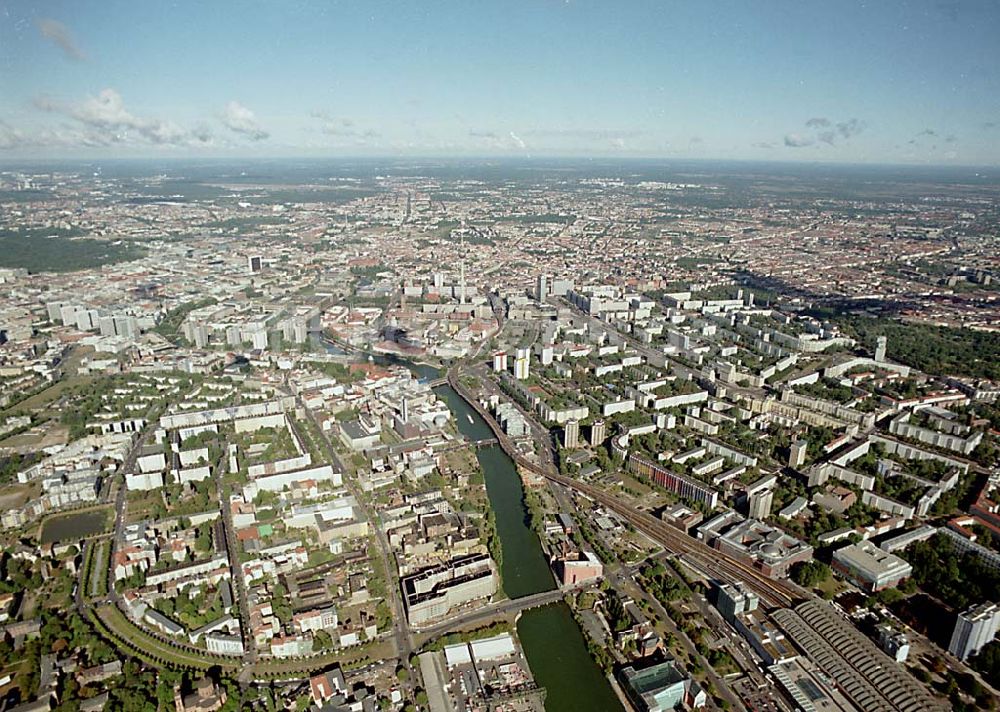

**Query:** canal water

left=433, top=387, right=554, bottom=598
left=345, top=348, right=623, bottom=710
left=39, top=508, right=111, bottom=543
left=433, top=383, right=622, bottom=712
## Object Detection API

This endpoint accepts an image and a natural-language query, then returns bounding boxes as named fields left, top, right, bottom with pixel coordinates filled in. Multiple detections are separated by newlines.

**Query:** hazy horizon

left=2, top=1, right=999, bottom=165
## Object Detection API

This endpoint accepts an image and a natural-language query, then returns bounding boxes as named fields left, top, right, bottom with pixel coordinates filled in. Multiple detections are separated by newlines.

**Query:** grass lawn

left=619, top=473, right=653, bottom=496
left=252, top=638, right=395, bottom=677
left=0, top=483, right=36, bottom=509
left=88, top=539, right=110, bottom=598
left=814, top=576, right=849, bottom=599
left=126, top=490, right=164, bottom=523
left=4, top=375, right=97, bottom=420
left=95, top=604, right=236, bottom=671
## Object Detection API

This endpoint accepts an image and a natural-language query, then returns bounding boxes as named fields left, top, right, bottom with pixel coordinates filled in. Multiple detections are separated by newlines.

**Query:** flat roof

left=833, top=540, right=911, bottom=578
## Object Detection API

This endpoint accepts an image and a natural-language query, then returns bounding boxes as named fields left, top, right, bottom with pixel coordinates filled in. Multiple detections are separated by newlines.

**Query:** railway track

left=448, top=369, right=803, bottom=610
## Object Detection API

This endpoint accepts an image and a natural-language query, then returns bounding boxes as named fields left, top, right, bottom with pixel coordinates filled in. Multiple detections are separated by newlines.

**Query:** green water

left=475, top=445, right=555, bottom=597
left=40, top=508, right=111, bottom=543
left=434, top=383, right=623, bottom=711
left=434, top=385, right=555, bottom=597
left=322, top=341, right=621, bottom=709
left=518, top=603, right=625, bottom=712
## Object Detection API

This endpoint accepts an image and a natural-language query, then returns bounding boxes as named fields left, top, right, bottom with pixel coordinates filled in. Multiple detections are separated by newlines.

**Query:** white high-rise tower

left=459, top=222, right=467, bottom=305
left=875, top=335, right=887, bottom=362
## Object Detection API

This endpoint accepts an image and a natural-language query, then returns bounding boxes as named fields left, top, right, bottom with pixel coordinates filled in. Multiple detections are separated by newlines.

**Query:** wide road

left=296, top=408, right=416, bottom=694
left=414, top=581, right=597, bottom=640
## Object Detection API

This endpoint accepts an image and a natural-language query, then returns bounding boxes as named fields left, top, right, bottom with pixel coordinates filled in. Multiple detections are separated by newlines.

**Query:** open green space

left=0, top=227, right=146, bottom=272
left=154, top=297, right=218, bottom=339
left=831, top=315, right=1000, bottom=381
left=93, top=605, right=236, bottom=671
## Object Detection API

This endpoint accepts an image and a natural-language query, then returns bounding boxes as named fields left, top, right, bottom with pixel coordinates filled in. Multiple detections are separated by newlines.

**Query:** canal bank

left=333, top=345, right=622, bottom=710
left=434, top=381, right=622, bottom=712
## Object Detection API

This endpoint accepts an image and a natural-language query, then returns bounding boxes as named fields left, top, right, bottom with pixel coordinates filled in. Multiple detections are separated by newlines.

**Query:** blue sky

left=1, top=0, right=998, bottom=164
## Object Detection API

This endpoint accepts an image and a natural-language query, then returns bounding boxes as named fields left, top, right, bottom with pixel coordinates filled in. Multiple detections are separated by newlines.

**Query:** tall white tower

left=459, top=223, right=467, bottom=305
left=875, top=335, right=887, bottom=362
left=536, top=274, right=549, bottom=302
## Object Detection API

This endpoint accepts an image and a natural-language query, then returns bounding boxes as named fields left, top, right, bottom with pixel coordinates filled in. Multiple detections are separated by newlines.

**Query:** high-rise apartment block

left=513, top=348, right=530, bottom=380
left=875, top=335, right=887, bottom=362
left=536, top=274, right=549, bottom=301
left=563, top=419, right=580, bottom=448
left=589, top=420, right=607, bottom=446
left=747, top=489, right=774, bottom=520
left=949, top=602, right=1000, bottom=661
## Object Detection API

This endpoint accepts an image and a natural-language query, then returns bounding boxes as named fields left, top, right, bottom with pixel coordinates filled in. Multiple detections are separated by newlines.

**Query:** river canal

left=433, top=382, right=622, bottom=712
left=335, top=346, right=623, bottom=710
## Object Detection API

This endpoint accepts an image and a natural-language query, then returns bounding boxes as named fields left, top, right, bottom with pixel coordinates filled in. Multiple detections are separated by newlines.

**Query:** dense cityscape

left=0, top=158, right=997, bottom=712
left=3, top=1, right=1000, bottom=711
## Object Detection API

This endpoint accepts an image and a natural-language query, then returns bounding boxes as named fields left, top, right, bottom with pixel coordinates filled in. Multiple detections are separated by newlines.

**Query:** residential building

left=563, top=419, right=580, bottom=448
left=949, top=602, right=1000, bottom=662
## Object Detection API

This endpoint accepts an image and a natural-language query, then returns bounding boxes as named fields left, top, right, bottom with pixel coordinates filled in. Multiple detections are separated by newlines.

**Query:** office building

left=659, top=503, right=704, bottom=534
left=403, top=553, right=499, bottom=626
left=700, top=514, right=813, bottom=578
left=715, top=581, right=759, bottom=623
left=619, top=659, right=706, bottom=712
left=949, top=602, right=1000, bottom=661
left=559, top=550, right=603, bottom=586
left=877, top=624, right=910, bottom=662
left=248, top=255, right=262, bottom=273
left=831, top=540, right=912, bottom=592
left=492, top=351, right=508, bottom=373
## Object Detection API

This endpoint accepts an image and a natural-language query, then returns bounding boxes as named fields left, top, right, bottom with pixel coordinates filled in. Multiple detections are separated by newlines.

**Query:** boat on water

left=467, top=414, right=474, bottom=424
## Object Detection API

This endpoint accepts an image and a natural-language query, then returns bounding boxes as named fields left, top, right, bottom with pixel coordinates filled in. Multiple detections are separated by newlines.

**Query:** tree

left=195, top=523, right=212, bottom=553
left=313, top=630, right=333, bottom=650
left=271, top=583, right=292, bottom=625
left=790, top=560, right=830, bottom=588
left=970, top=639, right=1000, bottom=690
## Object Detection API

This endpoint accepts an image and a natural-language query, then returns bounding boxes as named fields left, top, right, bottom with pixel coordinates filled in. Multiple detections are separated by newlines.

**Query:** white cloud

left=310, top=111, right=378, bottom=140
left=787, top=117, right=866, bottom=147
left=784, top=133, right=813, bottom=148
left=20, top=89, right=213, bottom=149
left=508, top=131, right=527, bottom=149
left=0, top=120, right=28, bottom=150
left=222, top=101, right=269, bottom=141
left=36, top=18, right=86, bottom=61
left=466, top=130, right=531, bottom=152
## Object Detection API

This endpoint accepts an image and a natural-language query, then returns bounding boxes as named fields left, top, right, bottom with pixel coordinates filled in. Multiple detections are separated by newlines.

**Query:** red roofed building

left=310, top=668, right=347, bottom=706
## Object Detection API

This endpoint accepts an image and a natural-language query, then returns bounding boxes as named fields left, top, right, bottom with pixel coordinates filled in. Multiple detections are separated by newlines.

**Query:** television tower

left=459, top=221, right=467, bottom=305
